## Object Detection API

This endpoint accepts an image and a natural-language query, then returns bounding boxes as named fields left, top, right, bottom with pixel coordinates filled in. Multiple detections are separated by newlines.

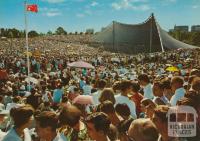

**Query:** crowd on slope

left=0, top=37, right=200, bottom=141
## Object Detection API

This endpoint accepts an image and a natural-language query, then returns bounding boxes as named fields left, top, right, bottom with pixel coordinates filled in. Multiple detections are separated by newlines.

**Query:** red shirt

left=131, top=92, right=144, bottom=116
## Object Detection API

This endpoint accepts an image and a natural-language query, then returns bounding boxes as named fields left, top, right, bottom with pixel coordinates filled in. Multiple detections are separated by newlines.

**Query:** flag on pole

left=26, top=4, right=38, bottom=13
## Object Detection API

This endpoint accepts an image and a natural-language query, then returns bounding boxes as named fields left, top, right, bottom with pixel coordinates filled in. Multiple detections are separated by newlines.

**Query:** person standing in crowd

left=0, top=110, right=8, bottom=140
left=2, top=105, right=34, bottom=141
left=3, top=91, right=12, bottom=107
left=152, top=79, right=170, bottom=105
left=115, top=80, right=137, bottom=119
left=152, top=105, right=177, bottom=141
left=138, top=74, right=154, bottom=99
left=35, top=111, right=67, bottom=141
left=178, top=90, right=200, bottom=141
left=115, top=103, right=132, bottom=121
left=98, top=88, right=116, bottom=105
left=92, top=79, right=107, bottom=106
left=53, top=84, right=64, bottom=104
left=170, top=76, right=186, bottom=106
left=58, top=105, right=90, bottom=141
left=127, top=118, right=159, bottom=141
left=79, top=77, right=85, bottom=90
left=130, top=81, right=143, bottom=117
left=161, top=78, right=173, bottom=101
left=26, top=88, right=41, bottom=110
left=99, top=100, right=121, bottom=127
left=6, top=96, right=23, bottom=111
left=191, top=77, right=200, bottom=92
left=82, top=80, right=92, bottom=95
left=85, top=112, right=112, bottom=141
left=141, top=98, right=157, bottom=119
left=98, top=101, right=120, bottom=141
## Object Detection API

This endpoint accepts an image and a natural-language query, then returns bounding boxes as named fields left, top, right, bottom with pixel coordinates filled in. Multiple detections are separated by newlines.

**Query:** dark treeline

left=1, top=27, right=200, bottom=46
left=0, top=27, right=94, bottom=38
left=169, top=30, right=200, bottom=46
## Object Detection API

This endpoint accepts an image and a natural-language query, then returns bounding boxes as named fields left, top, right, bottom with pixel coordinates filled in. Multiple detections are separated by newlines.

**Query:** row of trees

left=0, top=27, right=94, bottom=38
left=169, top=30, right=200, bottom=46
left=0, top=28, right=41, bottom=38
left=1, top=27, right=200, bottom=46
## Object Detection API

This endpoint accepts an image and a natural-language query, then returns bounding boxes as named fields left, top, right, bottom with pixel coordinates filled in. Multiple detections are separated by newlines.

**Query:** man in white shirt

left=170, top=76, right=186, bottom=106
left=115, top=94, right=137, bottom=119
left=138, top=74, right=154, bottom=99
left=6, top=96, right=23, bottom=111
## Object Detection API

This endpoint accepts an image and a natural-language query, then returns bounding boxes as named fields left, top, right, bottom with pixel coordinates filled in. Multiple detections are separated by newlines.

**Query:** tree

left=39, top=32, right=45, bottom=36
left=190, top=32, right=200, bottom=46
left=28, top=30, right=39, bottom=37
left=55, top=27, right=67, bottom=35
left=9, top=28, right=20, bottom=38
left=19, top=30, right=25, bottom=38
left=86, top=28, right=94, bottom=34
left=47, top=30, right=53, bottom=35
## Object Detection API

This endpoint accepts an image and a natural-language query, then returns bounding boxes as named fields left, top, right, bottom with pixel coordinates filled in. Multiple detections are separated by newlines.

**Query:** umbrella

left=25, top=77, right=39, bottom=84
left=68, top=60, right=94, bottom=69
left=73, top=95, right=93, bottom=105
left=0, top=69, right=8, bottom=80
left=166, top=66, right=179, bottom=72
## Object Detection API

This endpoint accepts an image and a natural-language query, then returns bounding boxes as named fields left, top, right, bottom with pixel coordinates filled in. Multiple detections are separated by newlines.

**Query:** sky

left=0, top=0, right=200, bottom=33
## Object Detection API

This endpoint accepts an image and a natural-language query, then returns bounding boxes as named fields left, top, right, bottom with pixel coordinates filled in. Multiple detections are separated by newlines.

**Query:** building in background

left=191, top=25, right=200, bottom=32
left=174, top=25, right=189, bottom=32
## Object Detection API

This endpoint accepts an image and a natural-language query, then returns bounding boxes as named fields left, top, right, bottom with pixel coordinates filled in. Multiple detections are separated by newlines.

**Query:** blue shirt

left=2, top=127, right=22, bottom=141
left=53, top=89, right=64, bottom=103
left=170, top=88, right=186, bottom=106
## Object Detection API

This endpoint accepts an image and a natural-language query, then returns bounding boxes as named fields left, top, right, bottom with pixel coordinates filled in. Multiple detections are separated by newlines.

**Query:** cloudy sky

left=0, top=0, right=200, bottom=33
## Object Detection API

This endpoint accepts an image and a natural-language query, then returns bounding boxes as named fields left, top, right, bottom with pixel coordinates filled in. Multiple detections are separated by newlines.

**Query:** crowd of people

left=0, top=36, right=200, bottom=141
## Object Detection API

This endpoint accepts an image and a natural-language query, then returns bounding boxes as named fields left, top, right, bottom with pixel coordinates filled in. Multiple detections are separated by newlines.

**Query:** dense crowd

left=0, top=36, right=200, bottom=141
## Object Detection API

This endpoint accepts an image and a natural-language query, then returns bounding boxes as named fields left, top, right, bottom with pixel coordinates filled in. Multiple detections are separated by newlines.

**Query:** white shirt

left=83, top=85, right=92, bottom=95
left=68, top=85, right=76, bottom=93
left=0, top=103, right=5, bottom=111
left=115, top=95, right=137, bottom=119
left=0, top=130, right=6, bottom=141
left=6, top=103, right=22, bottom=111
left=143, top=83, right=154, bottom=99
left=41, top=91, right=51, bottom=102
left=92, top=90, right=102, bottom=106
left=170, top=88, right=186, bottom=106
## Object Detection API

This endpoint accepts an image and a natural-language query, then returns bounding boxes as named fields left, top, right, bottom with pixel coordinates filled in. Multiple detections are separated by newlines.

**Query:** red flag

left=27, top=4, right=38, bottom=13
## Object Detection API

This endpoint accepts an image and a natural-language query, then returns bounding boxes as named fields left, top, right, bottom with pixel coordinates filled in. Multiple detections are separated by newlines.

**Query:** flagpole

left=24, top=0, right=31, bottom=91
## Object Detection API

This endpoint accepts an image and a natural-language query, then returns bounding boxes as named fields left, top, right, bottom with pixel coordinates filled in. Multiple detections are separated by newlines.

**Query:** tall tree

left=190, top=32, right=200, bottom=46
left=55, top=27, right=67, bottom=35
left=28, top=30, right=39, bottom=37
left=47, top=30, right=53, bottom=35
